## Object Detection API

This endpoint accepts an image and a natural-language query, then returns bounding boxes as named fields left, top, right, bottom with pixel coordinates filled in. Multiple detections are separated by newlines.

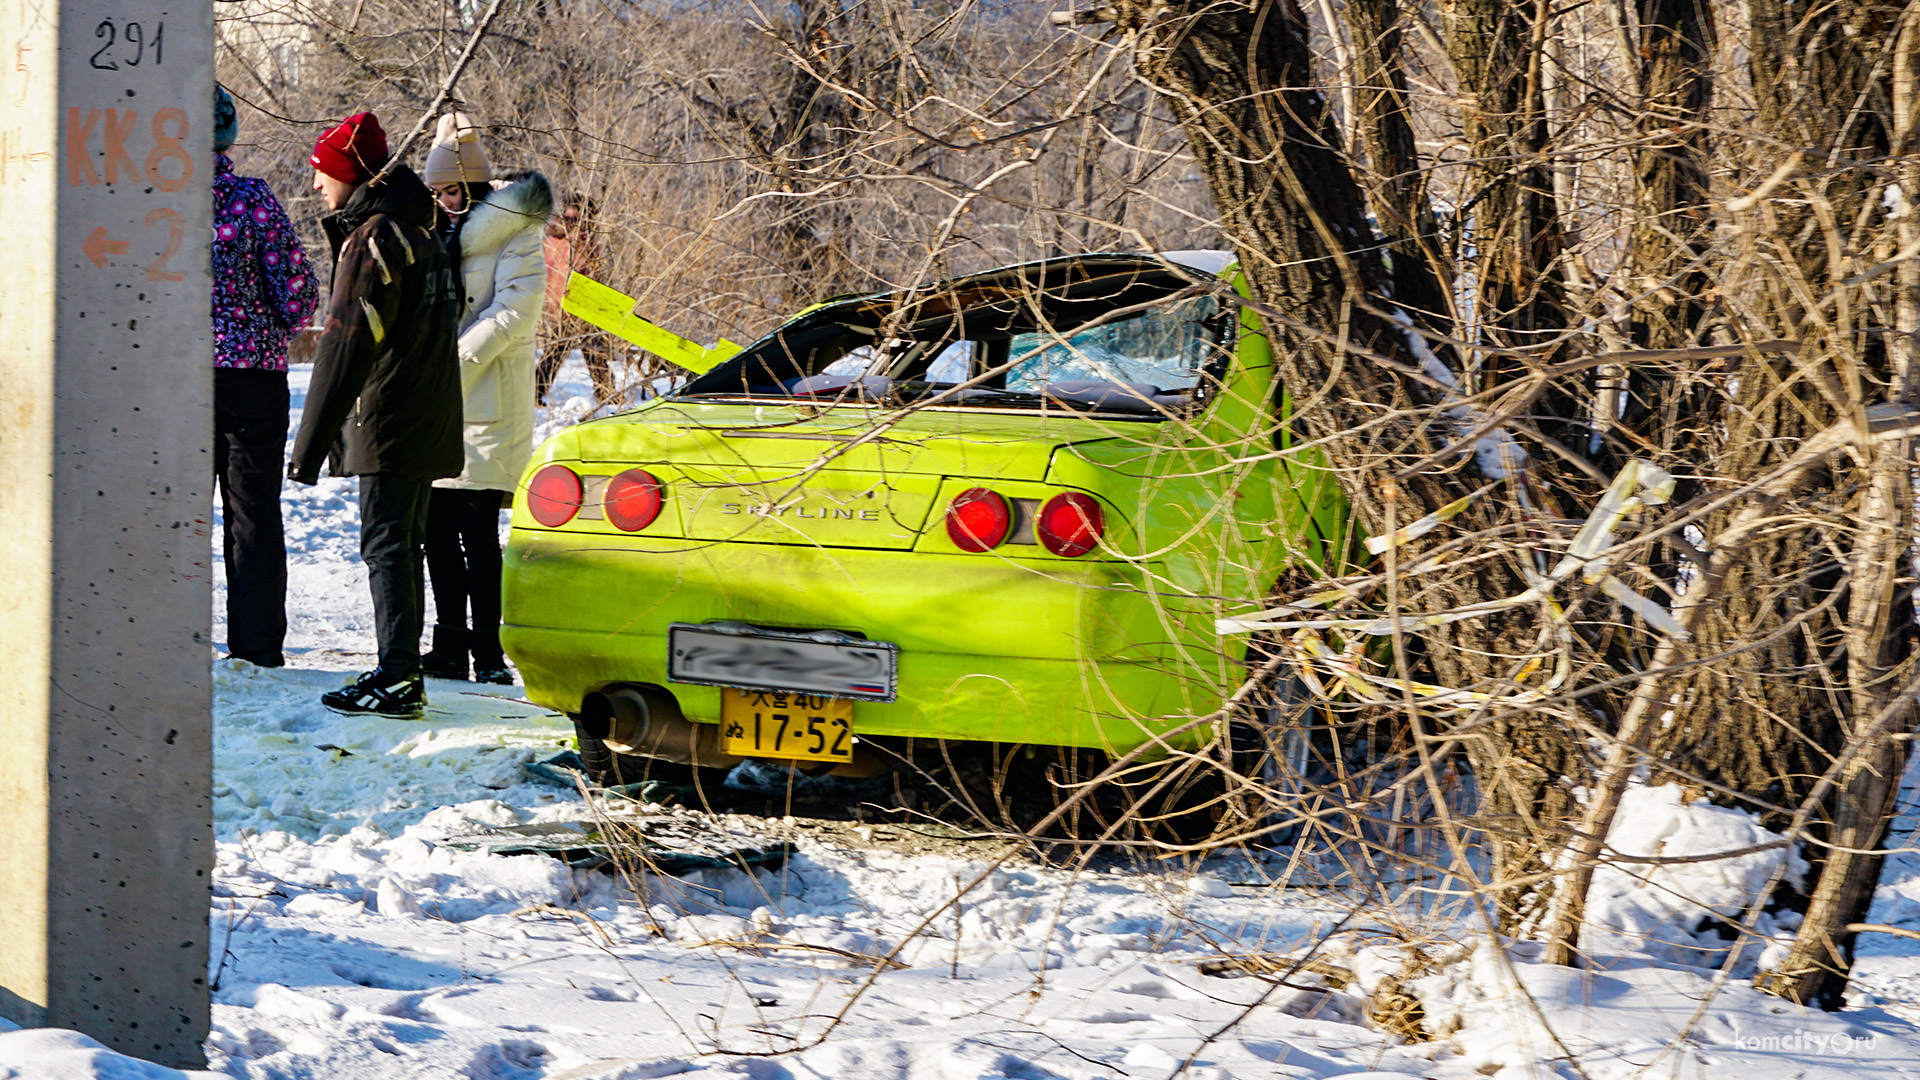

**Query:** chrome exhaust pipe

left=582, top=685, right=747, bottom=769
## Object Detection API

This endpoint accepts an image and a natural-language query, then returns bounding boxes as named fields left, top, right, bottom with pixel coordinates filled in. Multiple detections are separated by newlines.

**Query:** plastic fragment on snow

left=439, top=819, right=796, bottom=874
left=521, top=749, right=590, bottom=789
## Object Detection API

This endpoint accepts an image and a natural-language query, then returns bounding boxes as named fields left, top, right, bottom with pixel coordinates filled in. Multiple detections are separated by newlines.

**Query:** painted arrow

left=83, top=226, right=127, bottom=269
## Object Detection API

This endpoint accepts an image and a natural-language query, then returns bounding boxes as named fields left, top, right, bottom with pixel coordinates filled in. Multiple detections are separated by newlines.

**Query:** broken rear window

left=678, top=258, right=1232, bottom=418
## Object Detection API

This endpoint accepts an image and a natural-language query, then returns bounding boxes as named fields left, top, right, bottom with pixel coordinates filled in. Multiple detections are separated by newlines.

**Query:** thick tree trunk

left=770, top=0, right=863, bottom=306
left=1628, top=0, right=1715, bottom=355
left=1109, top=0, right=1587, bottom=932
left=1340, top=0, right=1447, bottom=321
left=1445, top=0, right=1567, bottom=347
left=1434, top=0, right=1607, bottom=935
left=1542, top=0, right=1722, bottom=966
left=1658, top=0, right=1916, bottom=1007
left=1110, top=0, right=1400, bottom=483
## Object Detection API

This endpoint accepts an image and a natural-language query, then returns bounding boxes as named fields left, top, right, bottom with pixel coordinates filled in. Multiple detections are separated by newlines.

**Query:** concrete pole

left=0, top=1, right=213, bottom=1068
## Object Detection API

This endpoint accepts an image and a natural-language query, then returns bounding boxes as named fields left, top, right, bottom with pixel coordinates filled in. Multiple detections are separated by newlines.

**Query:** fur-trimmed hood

left=457, top=171, right=553, bottom=260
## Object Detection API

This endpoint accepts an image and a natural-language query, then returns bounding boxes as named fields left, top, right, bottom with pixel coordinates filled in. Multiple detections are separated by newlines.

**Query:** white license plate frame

left=667, top=622, right=898, bottom=702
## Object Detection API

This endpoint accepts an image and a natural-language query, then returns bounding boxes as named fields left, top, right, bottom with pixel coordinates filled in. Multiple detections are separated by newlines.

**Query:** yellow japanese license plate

left=718, top=688, right=855, bottom=764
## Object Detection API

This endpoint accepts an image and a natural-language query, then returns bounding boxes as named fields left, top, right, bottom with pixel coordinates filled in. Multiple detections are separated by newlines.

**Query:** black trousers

left=359, top=474, right=432, bottom=675
left=424, top=487, right=508, bottom=667
left=215, top=368, right=290, bottom=658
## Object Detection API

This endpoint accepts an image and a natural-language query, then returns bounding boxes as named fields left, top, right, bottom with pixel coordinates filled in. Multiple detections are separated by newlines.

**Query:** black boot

left=470, top=627, right=513, bottom=685
left=421, top=624, right=469, bottom=680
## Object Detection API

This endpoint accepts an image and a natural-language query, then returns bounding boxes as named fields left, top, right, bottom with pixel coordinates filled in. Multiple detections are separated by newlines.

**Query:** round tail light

left=1037, top=492, right=1104, bottom=557
left=604, top=468, right=664, bottom=532
left=526, top=464, right=584, bottom=528
left=945, top=488, right=1011, bottom=552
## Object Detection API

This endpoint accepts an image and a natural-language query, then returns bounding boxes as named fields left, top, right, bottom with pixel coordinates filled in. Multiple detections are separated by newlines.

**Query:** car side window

left=923, top=340, right=974, bottom=384
left=821, top=343, right=888, bottom=378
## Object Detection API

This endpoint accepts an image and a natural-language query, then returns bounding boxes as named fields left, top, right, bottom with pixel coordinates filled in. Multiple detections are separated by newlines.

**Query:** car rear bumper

left=500, top=531, right=1240, bottom=752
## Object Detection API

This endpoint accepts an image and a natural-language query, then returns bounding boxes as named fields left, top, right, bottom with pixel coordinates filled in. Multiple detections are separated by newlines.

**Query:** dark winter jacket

left=212, top=153, right=318, bottom=370
left=289, top=164, right=464, bottom=484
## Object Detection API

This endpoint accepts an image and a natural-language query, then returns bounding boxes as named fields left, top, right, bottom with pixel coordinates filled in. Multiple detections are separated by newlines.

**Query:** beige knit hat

left=422, top=112, right=492, bottom=185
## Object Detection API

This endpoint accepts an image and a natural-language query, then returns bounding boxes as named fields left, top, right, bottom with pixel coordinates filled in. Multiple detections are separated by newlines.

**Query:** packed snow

left=1578, top=784, right=1809, bottom=972
left=4, top=359, right=1920, bottom=1079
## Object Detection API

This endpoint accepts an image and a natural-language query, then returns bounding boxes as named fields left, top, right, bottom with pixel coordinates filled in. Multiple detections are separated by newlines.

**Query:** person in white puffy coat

left=419, top=113, right=552, bottom=683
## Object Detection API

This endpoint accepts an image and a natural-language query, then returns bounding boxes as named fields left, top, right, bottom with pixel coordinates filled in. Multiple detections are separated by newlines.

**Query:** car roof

left=789, top=250, right=1238, bottom=322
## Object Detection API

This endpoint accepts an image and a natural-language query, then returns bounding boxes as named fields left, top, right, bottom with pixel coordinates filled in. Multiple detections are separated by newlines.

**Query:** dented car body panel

left=501, top=253, right=1355, bottom=756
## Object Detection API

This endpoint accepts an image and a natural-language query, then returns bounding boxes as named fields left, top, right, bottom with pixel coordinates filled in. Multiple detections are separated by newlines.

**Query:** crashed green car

left=500, top=252, right=1354, bottom=787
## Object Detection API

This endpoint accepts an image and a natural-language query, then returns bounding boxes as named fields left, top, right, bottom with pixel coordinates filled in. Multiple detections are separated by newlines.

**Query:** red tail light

left=1037, top=492, right=1104, bottom=557
left=527, top=464, right=583, bottom=528
left=604, top=468, right=664, bottom=532
left=945, top=488, right=1011, bottom=552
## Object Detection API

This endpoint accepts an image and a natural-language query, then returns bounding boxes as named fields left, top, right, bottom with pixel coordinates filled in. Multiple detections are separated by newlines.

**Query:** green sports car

left=500, top=252, right=1354, bottom=789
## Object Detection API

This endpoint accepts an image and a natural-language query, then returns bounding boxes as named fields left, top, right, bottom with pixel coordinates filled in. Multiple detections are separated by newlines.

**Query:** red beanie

left=311, top=112, right=389, bottom=185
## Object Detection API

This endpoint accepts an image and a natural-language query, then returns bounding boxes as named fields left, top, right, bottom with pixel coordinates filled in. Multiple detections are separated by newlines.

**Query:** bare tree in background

left=220, top=0, right=1221, bottom=379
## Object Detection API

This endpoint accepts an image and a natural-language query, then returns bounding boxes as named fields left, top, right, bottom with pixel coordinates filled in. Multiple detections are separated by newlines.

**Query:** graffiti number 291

left=90, top=20, right=164, bottom=71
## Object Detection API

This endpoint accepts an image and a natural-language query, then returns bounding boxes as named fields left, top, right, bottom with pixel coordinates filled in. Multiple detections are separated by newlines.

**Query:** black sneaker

left=472, top=664, right=513, bottom=686
left=321, top=668, right=426, bottom=717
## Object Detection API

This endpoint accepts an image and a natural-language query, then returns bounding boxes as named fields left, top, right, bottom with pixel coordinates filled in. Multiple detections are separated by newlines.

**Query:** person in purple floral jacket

left=213, top=84, right=319, bottom=668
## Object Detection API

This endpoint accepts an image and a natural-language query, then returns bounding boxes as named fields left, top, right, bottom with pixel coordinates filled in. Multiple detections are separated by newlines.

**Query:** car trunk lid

left=573, top=402, right=1123, bottom=549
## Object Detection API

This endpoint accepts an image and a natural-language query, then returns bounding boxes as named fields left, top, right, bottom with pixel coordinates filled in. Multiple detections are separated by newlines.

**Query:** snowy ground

left=6, top=359, right=1920, bottom=1079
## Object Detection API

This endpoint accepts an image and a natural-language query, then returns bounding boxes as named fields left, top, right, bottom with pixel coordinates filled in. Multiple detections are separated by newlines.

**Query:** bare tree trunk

left=1341, top=0, right=1447, bottom=322
left=1657, top=0, right=1916, bottom=1008
left=1744, top=0, right=1920, bottom=1008
left=1108, top=0, right=1591, bottom=933
left=1106, top=0, right=1423, bottom=531
left=1446, top=0, right=1567, bottom=347
left=1541, top=0, right=1722, bottom=967
left=768, top=0, right=864, bottom=305
left=1628, top=0, right=1715, bottom=354
left=1438, top=0, right=1595, bottom=935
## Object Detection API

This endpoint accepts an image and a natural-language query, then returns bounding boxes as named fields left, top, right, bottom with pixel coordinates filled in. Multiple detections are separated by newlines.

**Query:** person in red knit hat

left=290, top=110, right=466, bottom=717
left=311, top=112, right=386, bottom=183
